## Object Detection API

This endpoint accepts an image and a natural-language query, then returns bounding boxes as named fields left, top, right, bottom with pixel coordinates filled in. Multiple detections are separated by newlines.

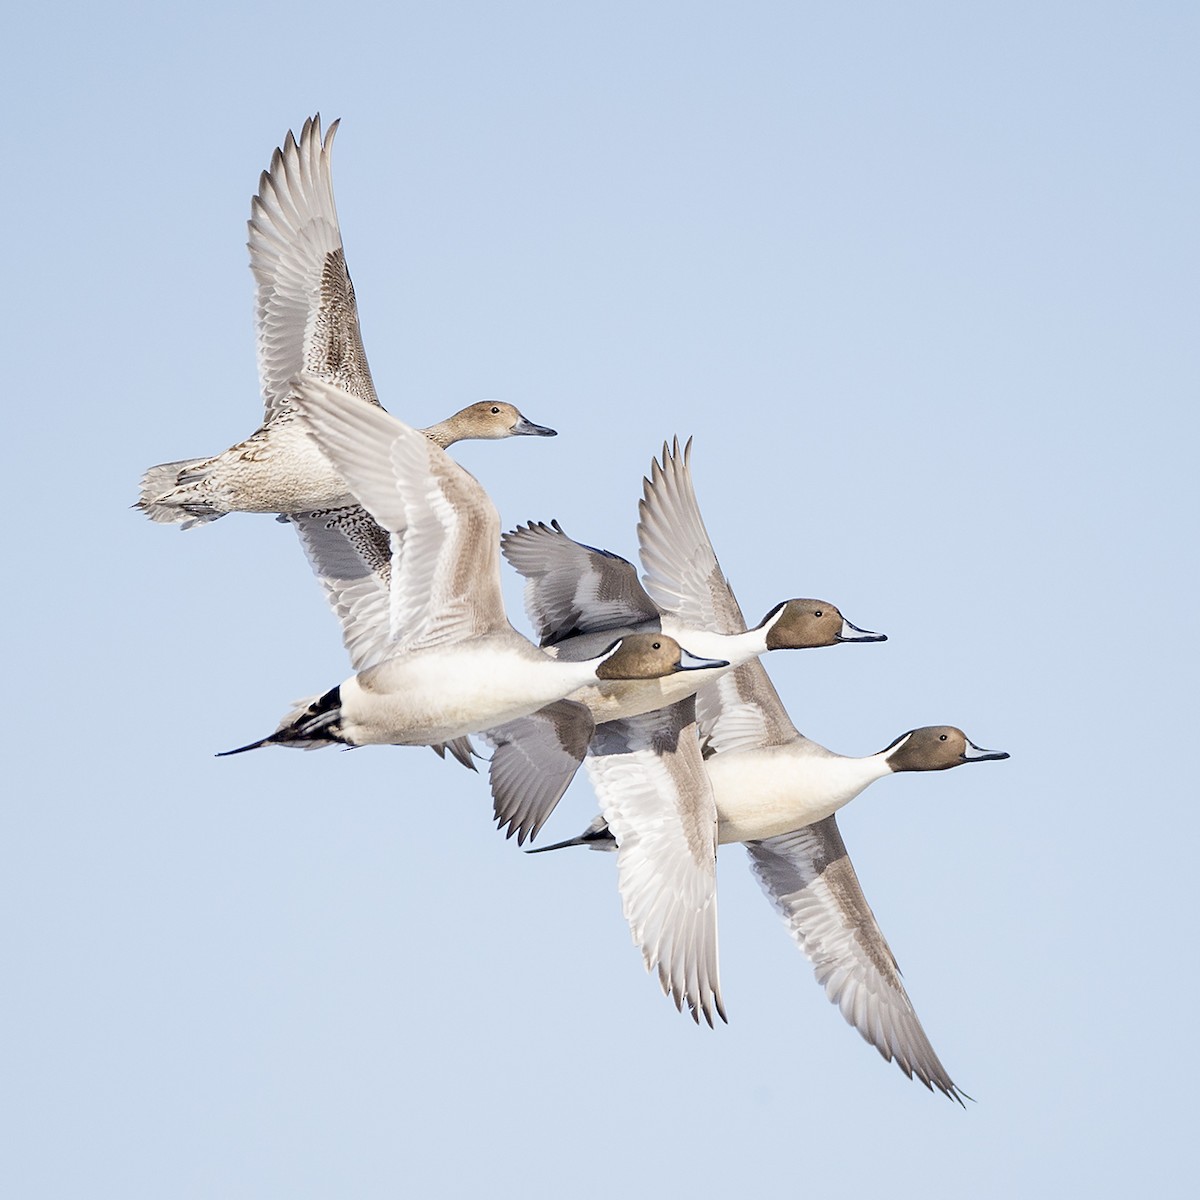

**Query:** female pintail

left=136, top=116, right=554, bottom=529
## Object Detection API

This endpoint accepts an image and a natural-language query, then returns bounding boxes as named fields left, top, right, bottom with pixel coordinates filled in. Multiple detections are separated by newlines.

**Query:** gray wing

left=483, top=701, right=596, bottom=845
left=585, top=699, right=726, bottom=1027
left=488, top=520, right=657, bottom=845
left=501, top=520, right=661, bottom=646
left=636, top=438, right=747, bottom=635
left=634, top=438, right=803, bottom=755
left=431, top=738, right=480, bottom=770
left=248, top=115, right=380, bottom=421
left=696, top=659, right=803, bottom=757
left=745, top=816, right=965, bottom=1104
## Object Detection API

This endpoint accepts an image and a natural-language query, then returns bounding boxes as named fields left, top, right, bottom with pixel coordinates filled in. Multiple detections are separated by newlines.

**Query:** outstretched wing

left=291, top=375, right=507, bottom=653
left=585, top=699, right=726, bottom=1027
left=637, top=438, right=746, bottom=635
left=745, top=816, right=965, bottom=1104
left=501, top=519, right=660, bottom=646
left=696, top=659, right=803, bottom=757
left=636, top=439, right=802, bottom=755
left=248, top=115, right=380, bottom=421
left=488, top=519, right=658, bottom=844
left=483, top=701, right=596, bottom=845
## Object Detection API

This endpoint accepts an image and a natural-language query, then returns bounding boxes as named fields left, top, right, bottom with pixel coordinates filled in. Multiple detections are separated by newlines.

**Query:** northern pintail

left=481, top=441, right=884, bottom=847
left=535, top=704, right=1007, bottom=1086
left=136, top=116, right=554, bottom=529
left=221, top=376, right=726, bottom=756
left=530, top=440, right=1008, bottom=1098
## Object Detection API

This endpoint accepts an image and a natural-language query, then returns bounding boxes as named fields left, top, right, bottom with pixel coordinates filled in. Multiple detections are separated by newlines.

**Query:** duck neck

left=798, top=749, right=895, bottom=815
left=567, top=644, right=625, bottom=689
left=419, top=419, right=459, bottom=449
left=659, top=618, right=767, bottom=667
left=819, top=751, right=895, bottom=820
left=853, top=750, right=896, bottom=790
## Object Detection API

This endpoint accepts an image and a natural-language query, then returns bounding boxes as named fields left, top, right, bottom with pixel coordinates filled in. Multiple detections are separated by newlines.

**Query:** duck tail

left=134, top=457, right=223, bottom=528
left=218, top=686, right=348, bottom=756
left=525, top=815, right=616, bottom=854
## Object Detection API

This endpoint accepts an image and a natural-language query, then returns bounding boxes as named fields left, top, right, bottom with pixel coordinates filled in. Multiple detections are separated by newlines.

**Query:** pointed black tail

left=525, top=817, right=616, bottom=854
left=217, top=685, right=347, bottom=756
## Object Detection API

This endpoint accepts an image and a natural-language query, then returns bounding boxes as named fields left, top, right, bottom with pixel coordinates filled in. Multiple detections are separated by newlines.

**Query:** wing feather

left=745, top=817, right=964, bottom=1103
left=483, top=701, right=595, bottom=845
left=636, top=438, right=745, bottom=634
left=287, top=506, right=393, bottom=670
left=585, top=700, right=726, bottom=1026
left=696, top=661, right=802, bottom=756
left=290, top=376, right=507, bottom=653
left=501, top=520, right=660, bottom=646
left=248, top=115, right=380, bottom=421
left=635, top=440, right=801, bottom=753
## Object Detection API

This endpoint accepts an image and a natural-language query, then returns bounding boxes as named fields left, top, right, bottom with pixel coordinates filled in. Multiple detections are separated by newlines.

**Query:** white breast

left=705, top=744, right=891, bottom=843
left=338, top=638, right=593, bottom=745
left=657, top=615, right=768, bottom=667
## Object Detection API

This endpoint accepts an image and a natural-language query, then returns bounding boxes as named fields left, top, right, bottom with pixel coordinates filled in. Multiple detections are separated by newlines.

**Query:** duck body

left=233, top=624, right=721, bottom=755
left=557, top=726, right=1001, bottom=852
left=144, top=401, right=556, bottom=527
left=706, top=740, right=891, bottom=844
left=334, top=633, right=610, bottom=747
left=141, top=411, right=353, bottom=524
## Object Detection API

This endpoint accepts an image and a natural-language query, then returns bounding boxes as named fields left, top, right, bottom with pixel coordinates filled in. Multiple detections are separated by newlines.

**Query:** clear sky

left=4, top=2, right=1196, bottom=1196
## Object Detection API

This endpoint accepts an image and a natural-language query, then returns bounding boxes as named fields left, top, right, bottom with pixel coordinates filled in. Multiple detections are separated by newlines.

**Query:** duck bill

left=512, top=415, right=558, bottom=437
left=836, top=618, right=887, bottom=643
left=962, top=739, right=1010, bottom=762
left=675, top=650, right=730, bottom=672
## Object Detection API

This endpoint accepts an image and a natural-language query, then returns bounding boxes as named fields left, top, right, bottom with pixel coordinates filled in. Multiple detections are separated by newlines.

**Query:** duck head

left=594, top=633, right=728, bottom=680
left=761, top=599, right=887, bottom=650
left=449, top=401, right=557, bottom=440
left=883, top=726, right=1010, bottom=773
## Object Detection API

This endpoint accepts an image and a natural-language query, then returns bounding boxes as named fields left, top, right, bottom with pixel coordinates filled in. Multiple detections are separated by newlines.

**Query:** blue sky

left=4, top=3, right=1196, bottom=1196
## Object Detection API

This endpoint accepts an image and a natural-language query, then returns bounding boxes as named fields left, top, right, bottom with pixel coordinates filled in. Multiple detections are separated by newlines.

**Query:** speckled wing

left=745, top=816, right=964, bottom=1103
left=584, top=699, right=726, bottom=1027
left=483, top=700, right=596, bottom=845
left=248, top=115, right=380, bottom=422
left=287, top=505, right=393, bottom=670
left=291, top=375, right=507, bottom=654
left=501, top=520, right=661, bottom=647
left=636, top=438, right=745, bottom=635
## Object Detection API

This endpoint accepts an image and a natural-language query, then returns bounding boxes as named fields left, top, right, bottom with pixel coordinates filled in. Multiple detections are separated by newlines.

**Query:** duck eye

left=814, top=610, right=823, bottom=618
left=939, top=734, right=947, bottom=741
left=652, top=642, right=661, bottom=650
left=490, top=406, right=501, bottom=414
